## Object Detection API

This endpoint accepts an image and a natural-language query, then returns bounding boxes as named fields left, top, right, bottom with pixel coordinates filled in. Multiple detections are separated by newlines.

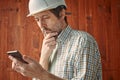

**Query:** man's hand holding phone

left=7, top=50, right=46, bottom=78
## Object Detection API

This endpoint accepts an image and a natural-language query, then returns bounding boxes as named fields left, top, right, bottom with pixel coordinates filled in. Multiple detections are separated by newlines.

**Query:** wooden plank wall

left=0, top=0, right=120, bottom=80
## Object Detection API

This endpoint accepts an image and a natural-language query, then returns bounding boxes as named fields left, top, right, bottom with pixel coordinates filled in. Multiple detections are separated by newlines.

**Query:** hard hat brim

left=27, top=8, right=52, bottom=17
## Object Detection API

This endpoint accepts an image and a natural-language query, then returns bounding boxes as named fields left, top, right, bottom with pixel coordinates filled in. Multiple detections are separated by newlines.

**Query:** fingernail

left=8, top=56, right=12, bottom=59
left=56, top=32, right=58, bottom=34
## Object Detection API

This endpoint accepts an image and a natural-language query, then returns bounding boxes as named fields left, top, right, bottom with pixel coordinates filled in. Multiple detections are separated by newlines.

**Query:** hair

left=50, top=5, right=68, bottom=24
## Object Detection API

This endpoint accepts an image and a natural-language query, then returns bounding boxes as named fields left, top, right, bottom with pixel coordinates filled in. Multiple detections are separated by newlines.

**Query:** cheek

left=46, top=19, right=54, bottom=26
left=45, top=16, right=58, bottom=26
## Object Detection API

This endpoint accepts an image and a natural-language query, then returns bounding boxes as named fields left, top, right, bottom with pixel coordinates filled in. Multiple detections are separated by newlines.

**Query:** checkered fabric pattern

left=49, top=25, right=102, bottom=80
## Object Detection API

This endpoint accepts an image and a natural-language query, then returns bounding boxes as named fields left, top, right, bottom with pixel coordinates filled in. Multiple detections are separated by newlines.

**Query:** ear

left=59, top=9, right=66, bottom=20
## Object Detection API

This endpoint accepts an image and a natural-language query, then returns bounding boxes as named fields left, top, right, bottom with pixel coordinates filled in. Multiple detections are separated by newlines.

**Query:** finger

left=14, top=66, right=21, bottom=73
left=21, top=70, right=34, bottom=77
left=9, top=56, right=22, bottom=64
left=8, top=56, right=15, bottom=61
left=23, top=55, right=35, bottom=63
left=47, top=40, right=56, bottom=46
left=49, top=45, right=56, bottom=49
left=9, top=56, right=26, bottom=69
left=12, top=62, right=16, bottom=69
left=44, top=37, right=56, bottom=44
left=43, top=30, right=47, bottom=37
left=45, top=32, right=58, bottom=39
left=12, top=62, right=21, bottom=72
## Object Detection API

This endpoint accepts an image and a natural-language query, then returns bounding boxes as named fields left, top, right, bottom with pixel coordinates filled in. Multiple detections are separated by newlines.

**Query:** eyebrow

left=34, top=14, right=49, bottom=18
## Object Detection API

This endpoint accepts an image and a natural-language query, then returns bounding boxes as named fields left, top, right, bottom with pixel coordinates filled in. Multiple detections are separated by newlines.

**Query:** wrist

left=40, top=53, right=50, bottom=60
left=40, top=58, right=49, bottom=70
left=40, top=59, right=49, bottom=65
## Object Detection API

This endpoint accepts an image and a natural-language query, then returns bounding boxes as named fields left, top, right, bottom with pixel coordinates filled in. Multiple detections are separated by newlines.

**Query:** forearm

left=39, top=56, right=49, bottom=70
left=38, top=70, right=64, bottom=80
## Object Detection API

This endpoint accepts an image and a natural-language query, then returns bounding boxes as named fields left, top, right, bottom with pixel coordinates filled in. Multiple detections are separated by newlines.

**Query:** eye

left=42, top=15, right=50, bottom=19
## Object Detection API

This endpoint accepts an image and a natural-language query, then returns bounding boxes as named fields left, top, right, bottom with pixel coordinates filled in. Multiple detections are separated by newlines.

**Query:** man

left=9, top=0, right=102, bottom=80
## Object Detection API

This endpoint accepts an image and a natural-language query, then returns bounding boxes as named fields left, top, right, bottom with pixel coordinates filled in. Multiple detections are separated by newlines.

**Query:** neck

left=61, top=20, right=68, bottom=30
left=57, top=20, right=67, bottom=36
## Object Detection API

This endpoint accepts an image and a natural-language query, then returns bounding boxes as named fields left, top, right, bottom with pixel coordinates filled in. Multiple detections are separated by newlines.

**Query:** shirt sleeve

left=71, top=35, right=102, bottom=80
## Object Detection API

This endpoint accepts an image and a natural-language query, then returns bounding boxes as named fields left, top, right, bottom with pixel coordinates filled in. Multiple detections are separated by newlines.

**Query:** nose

left=41, top=18, right=47, bottom=27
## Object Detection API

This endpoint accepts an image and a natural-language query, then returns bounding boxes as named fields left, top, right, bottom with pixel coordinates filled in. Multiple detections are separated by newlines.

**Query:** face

left=34, top=10, right=64, bottom=37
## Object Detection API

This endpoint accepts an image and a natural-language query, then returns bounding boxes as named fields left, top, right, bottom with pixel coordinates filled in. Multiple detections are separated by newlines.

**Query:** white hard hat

left=27, top=0, right=67, bottom=17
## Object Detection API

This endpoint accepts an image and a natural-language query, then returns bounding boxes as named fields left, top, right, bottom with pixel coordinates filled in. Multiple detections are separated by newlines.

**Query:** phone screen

left=7, top=50, right=28, bottom=64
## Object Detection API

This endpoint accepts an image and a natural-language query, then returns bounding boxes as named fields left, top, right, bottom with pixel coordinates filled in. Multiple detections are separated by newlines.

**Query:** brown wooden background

left=0, top=0, right=120, bottom=80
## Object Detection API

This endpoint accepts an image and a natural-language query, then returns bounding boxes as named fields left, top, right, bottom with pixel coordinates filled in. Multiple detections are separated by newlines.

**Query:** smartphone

left=7, top=50, right=28, bottom=64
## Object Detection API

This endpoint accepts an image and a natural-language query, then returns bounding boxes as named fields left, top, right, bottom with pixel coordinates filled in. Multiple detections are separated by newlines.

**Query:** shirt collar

left=57, top=25, right=72, bottom=43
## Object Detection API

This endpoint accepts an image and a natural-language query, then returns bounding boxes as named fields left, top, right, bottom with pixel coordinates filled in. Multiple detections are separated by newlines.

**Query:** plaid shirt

left=49, top=25, right=102, bottom=80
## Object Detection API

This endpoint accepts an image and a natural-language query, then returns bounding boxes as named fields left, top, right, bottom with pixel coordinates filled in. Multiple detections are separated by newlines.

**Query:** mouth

left=42, top=28, right=53, bottom=36
left=43, top=29, right=58, bottom=38
left=41, top=26, right=58, bottom=37
left=43, top=29, right=52, bottom=34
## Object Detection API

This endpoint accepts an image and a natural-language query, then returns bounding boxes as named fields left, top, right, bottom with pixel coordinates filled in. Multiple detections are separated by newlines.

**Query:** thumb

left=23, top=55, right=34, bottom=63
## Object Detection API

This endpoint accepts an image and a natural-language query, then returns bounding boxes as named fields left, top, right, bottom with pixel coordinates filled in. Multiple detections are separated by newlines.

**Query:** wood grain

left=0, top=0, right=120, bottom=79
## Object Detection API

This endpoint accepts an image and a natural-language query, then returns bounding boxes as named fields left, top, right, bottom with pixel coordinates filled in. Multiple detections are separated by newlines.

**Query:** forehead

left=33, top=10, right=51, bottom=17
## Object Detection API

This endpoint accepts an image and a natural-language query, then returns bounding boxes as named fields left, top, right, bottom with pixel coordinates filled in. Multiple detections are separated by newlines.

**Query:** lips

left=43, top=30, right=52, bottom=34
left=41, top=26, right=57, bottom=36
left=42, top=27, right=54, bottom=33
left=42, top=29, right=52, bottom=36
